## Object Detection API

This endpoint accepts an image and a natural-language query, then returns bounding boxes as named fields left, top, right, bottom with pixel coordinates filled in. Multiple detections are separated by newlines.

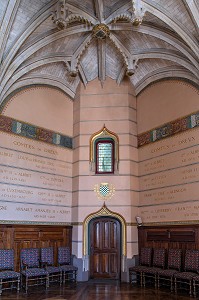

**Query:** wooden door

left=89, top=217, right=121, bottom=279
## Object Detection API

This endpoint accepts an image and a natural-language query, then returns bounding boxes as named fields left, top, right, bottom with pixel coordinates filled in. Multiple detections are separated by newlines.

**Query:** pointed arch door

left=89, top=217, right=121, bottom=279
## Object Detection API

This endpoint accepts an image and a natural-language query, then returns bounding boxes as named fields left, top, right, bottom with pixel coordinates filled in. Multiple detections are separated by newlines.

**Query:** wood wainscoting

left=0, top=224, right=72, bottom=271
left=138, top=224, right=199, bottom=251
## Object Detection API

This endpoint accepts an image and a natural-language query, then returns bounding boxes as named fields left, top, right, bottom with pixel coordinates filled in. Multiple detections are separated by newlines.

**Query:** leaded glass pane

left=97, top=142, right=113, bottom=173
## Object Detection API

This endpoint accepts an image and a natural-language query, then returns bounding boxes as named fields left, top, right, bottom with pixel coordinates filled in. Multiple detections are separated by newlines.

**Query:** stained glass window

left=96, top=140, right=114, bottom=174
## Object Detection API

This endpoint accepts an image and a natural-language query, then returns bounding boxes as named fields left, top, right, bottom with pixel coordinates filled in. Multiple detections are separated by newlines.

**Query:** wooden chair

left=142, top=248, right=166, bottom=288
left=58, top=247, right=77, bottom=283
left=129, top=247, right=152, bottom=286
left=193, top=274, right=199, bottom=297
left=40, top=247, right=62, bottom=286
left=174, top=249, right=199, bottom=296
left=0, top=249, right=20, bottom=295
left=20, top=248, right=48, bottom=293
left=157, top=248, right=182, bottom=291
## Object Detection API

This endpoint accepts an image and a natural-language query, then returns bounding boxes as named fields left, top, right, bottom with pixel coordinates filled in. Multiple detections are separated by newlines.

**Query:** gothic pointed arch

left=83, top=203, right=126, bottom=257
left=89, top=125, right=119, bottom=174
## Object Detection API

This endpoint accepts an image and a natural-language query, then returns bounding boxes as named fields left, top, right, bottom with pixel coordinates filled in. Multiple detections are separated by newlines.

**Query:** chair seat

left=21, top=268, right=48, bottom=277
left=158, top=269, right=179, bottom=277
left=174, top=271, right=197, bottom=280
left=46, top=266, right=61, bottom=274
left=192, top=275, right=199, bottom=281
left=59, top=265, right=78, bottom=272
left=143, top=267, right=162, bottom=274
left=129, top=265, right=149, bottom=273
left=0, top=271, right=20, bottom=279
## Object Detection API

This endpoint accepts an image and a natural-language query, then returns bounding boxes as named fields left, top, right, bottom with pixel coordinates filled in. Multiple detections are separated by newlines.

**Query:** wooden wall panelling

left=138, top=225, right=198, bottom=249
left=137, top=225, right=199, bottom=269
left=0, top=225, right=73, bottom=271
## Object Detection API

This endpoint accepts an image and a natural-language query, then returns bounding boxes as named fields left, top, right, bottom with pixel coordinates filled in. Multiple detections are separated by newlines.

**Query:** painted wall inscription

left=0, top=201, right=71, bottom=223
left=139, top=128, right=199, bottom=161
left=139, top=127, right=199, bottom=223
left=140, top=165, right=199, bottom=190
left=139, top=144, right=199, bottom=175
left=140, top=182, right=198, bottom=205
left=0, top=132, right=72, bottom=223
left=140, top=202, right=199, bottom=223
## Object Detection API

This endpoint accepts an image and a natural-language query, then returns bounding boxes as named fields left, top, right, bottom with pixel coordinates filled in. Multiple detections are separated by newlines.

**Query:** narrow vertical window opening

left=96, top=140, right=114, bottom=174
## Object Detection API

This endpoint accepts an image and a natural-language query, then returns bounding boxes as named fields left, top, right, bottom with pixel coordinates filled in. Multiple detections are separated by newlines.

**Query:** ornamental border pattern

left=138, top=110, right=199, bottom=147
left=0, top=114, right=73, bottom=149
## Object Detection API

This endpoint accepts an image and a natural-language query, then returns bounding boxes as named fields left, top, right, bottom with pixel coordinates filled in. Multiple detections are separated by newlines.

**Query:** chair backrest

left=20, top=248, right=40, bottom=268
left=58, top=247, right=71, bottom=265
left=0, top=249, right=14, bottom=270
left=40, top=247, right=54, bottom=266
left=139, top=247, right=152, bottom=266
left=184, top=249, right=199, bottom=272
left=153, top=248, right=166, bottom=268
left=167, top=248, right=182, bottom=270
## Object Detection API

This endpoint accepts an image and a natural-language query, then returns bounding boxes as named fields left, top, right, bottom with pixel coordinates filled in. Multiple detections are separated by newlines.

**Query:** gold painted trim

left=144, top=220, right=199, bottom=226
left=0, top=220, right=71, bottom=225
left=83, top=203, right=126, bottom=256
left=127, top=220, right=199, bottom=226
left=89, top=125, right=119, bottom=163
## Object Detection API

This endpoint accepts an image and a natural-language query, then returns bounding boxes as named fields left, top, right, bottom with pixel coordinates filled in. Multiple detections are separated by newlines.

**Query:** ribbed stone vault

left=0, top=0, right=198, bottom=102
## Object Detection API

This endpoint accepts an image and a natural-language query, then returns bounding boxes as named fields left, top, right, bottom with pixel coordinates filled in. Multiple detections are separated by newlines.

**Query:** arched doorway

left=89, top=216, right=121, bottom=279
left=83, top=204, right=127, bottom=280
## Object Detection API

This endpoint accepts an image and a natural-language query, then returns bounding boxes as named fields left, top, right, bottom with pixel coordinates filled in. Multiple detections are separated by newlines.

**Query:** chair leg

left=174, top=278, right=177, bottom=294
left=17, top=278, right=20, bottom=292
left=193, top=280, right=196, bottom=298
left=46, top=275, right=49, bottom=288
left=25, top=278, right=28, bottom=293
left=170, top=277, right=173, bottom=292
left=60, top=272, right=62, bottom=286
left=155, top=274, right=157, bottom=288
left=0, top=279, right=2, bottom=296
left=74, top=271, right=77, bottom=282
left=63, top=271, right=65, bottom=284
left=189, top=280, right=192, bottom=296
left=140, top=272, right=143, bottom=286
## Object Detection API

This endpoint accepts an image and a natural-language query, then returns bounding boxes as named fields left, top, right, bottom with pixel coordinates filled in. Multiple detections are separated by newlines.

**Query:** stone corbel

left=126, top=58, right=139, bottom=76
left=131, top=0, right=146, bottom=26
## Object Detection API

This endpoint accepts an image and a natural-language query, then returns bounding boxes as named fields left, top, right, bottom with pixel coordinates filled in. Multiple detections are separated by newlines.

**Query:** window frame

left=95, top=139, right=115, bottom=174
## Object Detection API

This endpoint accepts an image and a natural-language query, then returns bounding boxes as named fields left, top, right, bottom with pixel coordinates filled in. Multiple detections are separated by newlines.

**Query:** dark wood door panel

left=90, top=217, right=121, bottom=279
left=92, top=253, right=118, bottom=278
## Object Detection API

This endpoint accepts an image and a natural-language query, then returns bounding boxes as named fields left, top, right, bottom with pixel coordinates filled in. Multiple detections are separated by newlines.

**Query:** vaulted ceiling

left=0, top=0, right=198, bottom=103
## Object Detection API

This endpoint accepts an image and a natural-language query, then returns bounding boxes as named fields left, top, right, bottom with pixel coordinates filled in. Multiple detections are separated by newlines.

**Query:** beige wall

left=72, top=78, right=138, bottom=258
left=137, top=80, right=199, bottom=225
left=0, top=86, right=73, bottom=224
left=2, top=86, right=73, bottom=136
left=0, top=78, right=199, bottom=262
left=137, top=80, right=199, bottom=134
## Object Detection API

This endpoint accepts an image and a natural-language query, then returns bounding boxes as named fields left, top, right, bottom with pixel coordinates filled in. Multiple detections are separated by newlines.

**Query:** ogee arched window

left=90, top=125, right=119, bottom=175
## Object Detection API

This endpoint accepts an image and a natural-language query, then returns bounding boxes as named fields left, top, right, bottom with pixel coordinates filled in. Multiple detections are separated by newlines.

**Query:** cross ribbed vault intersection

left=0, top=0, right=198, bottom=102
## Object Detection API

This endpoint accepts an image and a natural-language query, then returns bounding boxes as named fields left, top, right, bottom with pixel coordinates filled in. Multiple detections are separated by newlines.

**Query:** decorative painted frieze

left=138, top=111, right=199, bottom=147
left=0, top=115, right=72, bottom=149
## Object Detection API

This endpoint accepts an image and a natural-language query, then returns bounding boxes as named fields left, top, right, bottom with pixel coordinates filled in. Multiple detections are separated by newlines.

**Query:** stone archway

left=83, top=203, right=127, bottom=274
